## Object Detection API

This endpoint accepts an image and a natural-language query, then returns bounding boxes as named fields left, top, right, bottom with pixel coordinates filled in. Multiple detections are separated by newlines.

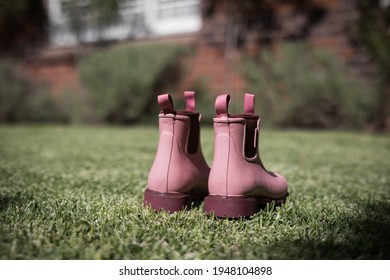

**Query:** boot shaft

left=209, top=93, right=288, bottom=197
left=148, top=92, right=209, bottom=194
left=156, top=91, right=203, bottom=155
left=209, top=94, right=262, bottom=196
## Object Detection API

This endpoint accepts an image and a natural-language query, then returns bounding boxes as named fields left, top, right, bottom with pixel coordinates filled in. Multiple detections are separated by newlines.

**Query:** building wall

left=23, top=47, right=81, bottom=96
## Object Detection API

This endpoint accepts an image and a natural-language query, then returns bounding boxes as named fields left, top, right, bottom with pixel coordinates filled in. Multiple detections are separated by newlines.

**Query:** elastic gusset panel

left=176, top=110, right=200, bottom=154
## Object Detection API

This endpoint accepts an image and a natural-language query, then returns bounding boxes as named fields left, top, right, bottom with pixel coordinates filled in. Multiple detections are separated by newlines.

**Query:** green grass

left=0, top=125, right=389, bottom=259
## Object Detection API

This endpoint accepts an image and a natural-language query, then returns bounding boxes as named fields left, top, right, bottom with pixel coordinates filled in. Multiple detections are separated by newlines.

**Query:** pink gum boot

left=144, top=91, right=210, bottom=212
left=204, top=93, right=288, bottom=218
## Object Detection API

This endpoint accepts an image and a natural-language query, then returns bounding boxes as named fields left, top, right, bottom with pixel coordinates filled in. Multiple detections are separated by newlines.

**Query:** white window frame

left=46, top=0, right=201, bottom=46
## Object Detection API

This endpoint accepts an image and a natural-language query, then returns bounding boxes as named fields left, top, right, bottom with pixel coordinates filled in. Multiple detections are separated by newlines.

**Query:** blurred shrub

left=242, top=43, right=375, bottom=129
left=354, top=0, right=390, bottom=131
left=53, top=90, right=93, bottom=124
left=79, top=43, right=190, bottom=123
left=0, top=61, right=68, bottom=123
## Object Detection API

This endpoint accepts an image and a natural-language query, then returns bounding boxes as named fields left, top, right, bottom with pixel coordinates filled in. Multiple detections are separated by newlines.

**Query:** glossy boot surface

left=205, top=93, right=288, bottom=218
left=144, top=91, right=210, bottom=212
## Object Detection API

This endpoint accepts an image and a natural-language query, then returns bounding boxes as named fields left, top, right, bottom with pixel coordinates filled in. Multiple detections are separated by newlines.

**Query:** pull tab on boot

left=244, top=93, right=255, bottom=114
left=158, top=93, right=174, bottom=115
left=184, top=91, right=196, bottom=111
left=215, top=94, right=230, bottom=118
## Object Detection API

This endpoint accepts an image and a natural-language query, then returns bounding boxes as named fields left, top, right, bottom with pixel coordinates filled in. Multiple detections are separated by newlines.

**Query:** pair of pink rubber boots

left=144, top=91, right=288, bottom=218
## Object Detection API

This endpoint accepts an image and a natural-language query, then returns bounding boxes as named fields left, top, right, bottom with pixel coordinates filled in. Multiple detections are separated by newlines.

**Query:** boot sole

left=204, top=194, right=288, bottom=218
left=144, top=188, right=193, bottom=213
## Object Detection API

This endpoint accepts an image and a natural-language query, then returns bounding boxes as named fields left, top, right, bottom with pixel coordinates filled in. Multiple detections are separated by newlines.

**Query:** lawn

left=0, top=125, right=389, bottom=259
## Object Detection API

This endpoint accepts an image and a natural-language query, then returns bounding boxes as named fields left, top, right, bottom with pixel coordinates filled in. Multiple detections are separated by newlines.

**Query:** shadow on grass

left=268, top=201, right=390, bottom=259
left=0, top=193, right=28, bottom=213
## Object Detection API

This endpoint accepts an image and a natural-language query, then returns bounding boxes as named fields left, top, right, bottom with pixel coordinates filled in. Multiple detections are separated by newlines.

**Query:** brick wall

left=24, top=63, right=80, bottom=95
left=22, top=47, right=81, bottom=96
left=179, top=42, right=246, bottom=95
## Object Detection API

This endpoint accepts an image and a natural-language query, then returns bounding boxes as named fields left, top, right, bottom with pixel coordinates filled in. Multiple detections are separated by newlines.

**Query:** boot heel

left=144, top=189, right=192, bottom=212
left=204, top=195, right=258, bottom=218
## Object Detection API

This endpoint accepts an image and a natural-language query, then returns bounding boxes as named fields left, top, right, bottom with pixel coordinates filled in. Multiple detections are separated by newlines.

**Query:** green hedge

left=243, top=43, right=375, bottom=129
left=0, top=61, right=69, bottom=123
left=79, top=43, right=190, bottom=123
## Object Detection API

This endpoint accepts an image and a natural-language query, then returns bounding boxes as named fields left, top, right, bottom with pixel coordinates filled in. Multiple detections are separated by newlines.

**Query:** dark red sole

left=144, top=188, right=193, bottom=213
left=204, top=194, right=288, bottom=218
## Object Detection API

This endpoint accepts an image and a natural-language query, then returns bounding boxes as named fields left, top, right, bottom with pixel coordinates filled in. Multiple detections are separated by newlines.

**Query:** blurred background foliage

left=79, top=43, right=190, bottom=123
left=0, top=0, right=388, bottom=131
left=0, top=0, right=47, bottom=57
left=242, top=43, right=374, bottom=129
left=354, top=0, right=390, bottom=130
left=0, top=61, right=68, bottom=123
left=0, top=43, right=190, bottom=124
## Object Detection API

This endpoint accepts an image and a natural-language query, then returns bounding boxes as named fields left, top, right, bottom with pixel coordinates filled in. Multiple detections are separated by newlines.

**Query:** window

left=157, top=0, right=199, bottom=19
left=47, top=0, right=201, bottom=46
left=149, top=0, right=201, bottom=35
